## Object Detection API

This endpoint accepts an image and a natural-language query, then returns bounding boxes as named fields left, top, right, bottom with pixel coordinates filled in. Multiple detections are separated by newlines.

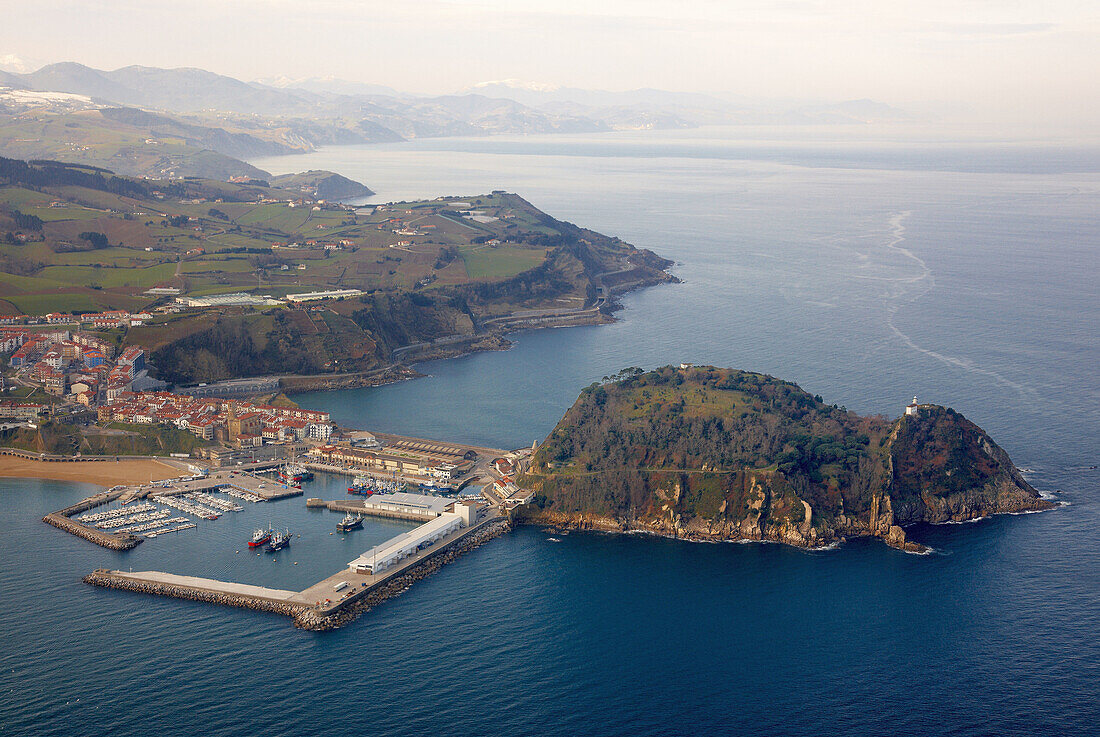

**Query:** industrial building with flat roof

left=285, top=289, right=363, bottom=303
left=347, top=499, right=483, bottom=574
left=349, top=513, right=462, bottom=574
left=360, top=492, right=453, bottom=518
left=177, top=293, right=283, bottom=308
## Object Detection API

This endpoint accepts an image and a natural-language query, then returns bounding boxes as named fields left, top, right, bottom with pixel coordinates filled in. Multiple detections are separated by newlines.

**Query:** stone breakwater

left=83, top=570, right=307, bottom=618
left=296, top=518, right=513, bottom=631
left=44, top=513, right=142, bottom=550
left=82, top=518, right=513, bottom=631
left=42, top=489, right=144, bottom=550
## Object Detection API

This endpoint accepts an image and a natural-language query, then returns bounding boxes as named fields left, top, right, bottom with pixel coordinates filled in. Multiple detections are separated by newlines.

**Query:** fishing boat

left=336, top=512, right=364, bottom=532
left=247, top=527, right=272, bottom=547
left=347, top=474, right=373, bottom=495
left=265, top=528, right=291, bottom=553
left=279, top=463, right=313, bottom=483
left=348, top=473, right=407, bottom=495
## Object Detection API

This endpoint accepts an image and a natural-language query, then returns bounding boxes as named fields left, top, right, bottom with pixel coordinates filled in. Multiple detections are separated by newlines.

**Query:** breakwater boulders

left=44, top=514, right=142, bottom=550
left=295, top=517, right=513, bottom=631
left=83, top=570, right=309, bottom=618
left=43, top=488, right=143, bottom=550
left=82, top=517, right=514, bottom=631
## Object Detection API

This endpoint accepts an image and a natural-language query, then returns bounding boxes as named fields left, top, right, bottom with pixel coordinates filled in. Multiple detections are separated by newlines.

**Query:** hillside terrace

left=100, top=391, right=333, bottom=444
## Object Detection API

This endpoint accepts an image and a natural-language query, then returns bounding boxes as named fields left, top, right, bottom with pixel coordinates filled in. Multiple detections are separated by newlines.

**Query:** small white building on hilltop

left=905, top=396, right=920, bottom=416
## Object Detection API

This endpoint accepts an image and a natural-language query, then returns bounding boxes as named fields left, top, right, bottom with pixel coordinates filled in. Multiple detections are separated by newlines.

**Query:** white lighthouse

left=905, top=396, right=919, bottom=417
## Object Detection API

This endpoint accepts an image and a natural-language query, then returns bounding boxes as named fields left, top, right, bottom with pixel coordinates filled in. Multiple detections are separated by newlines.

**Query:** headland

left=516, top=365, right=1054, bottom=553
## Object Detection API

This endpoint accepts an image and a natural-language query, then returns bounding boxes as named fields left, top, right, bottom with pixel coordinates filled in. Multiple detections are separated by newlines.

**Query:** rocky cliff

left=516, top=366, right=1052, bottom=551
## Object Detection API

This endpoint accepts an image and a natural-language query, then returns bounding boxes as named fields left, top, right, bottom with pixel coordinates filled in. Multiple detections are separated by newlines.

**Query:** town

left=3, top=308, right=536, bottom=631
left=2, top=319, right=161, bottom=404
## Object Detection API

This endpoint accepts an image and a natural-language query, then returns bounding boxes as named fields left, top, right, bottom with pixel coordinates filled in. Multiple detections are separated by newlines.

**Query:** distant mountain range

left=0, top=62, right=915, bottom=180
left=464, top=79, right=916, bottom=126
left=1, top=62, right=914, bottom=128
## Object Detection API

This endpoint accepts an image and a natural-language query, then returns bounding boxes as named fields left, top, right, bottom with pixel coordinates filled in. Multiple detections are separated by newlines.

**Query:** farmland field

left=460, top=245, right=547, bottom=279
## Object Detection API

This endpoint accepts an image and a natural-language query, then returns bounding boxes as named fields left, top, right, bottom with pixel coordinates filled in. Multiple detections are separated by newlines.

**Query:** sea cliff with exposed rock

left=516, top=365, right=1052, bottom=552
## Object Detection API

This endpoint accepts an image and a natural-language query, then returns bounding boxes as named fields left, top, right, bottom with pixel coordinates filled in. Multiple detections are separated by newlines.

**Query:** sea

left=2, top=126, right=1098, bottom=736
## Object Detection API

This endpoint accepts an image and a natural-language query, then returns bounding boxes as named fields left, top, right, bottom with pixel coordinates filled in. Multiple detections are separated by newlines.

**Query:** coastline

left=513, top=510, right=912, bottom=551
left=514, top=497, right=1057, bottom=554
left=279, top=282, right=667, bottom=395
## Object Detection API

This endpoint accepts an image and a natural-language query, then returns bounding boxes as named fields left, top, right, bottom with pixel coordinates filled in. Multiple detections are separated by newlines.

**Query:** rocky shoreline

left=516, top=509, right=883, bottom=551
left=516, top=497, right=1054, bottom=554
left=278, top=364, right=423, bottom=393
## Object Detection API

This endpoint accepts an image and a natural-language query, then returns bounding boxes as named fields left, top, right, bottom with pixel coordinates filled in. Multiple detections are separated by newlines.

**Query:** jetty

left=42, top=431, right=525, bottom=629
left=85, top=512, right=511, bottom=630
left=43, top=467, right=303, bottom=550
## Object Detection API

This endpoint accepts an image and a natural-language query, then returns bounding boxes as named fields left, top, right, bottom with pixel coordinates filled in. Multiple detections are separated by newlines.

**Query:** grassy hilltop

left=0, top=156, right=674, bottom=384
left=518, top=365, right=1051, bottom=551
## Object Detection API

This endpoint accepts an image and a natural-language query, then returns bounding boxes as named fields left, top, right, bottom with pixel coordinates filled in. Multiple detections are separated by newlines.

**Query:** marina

left=43, top=463, right=307, bottom=551
left=188, top=492, right=244, bottom=513
left=40, top=431, right=518, bottom=628
left=118, top=517, right=190, bottom=534
left=155, top=494, right=221, bottom=520
left=224, top=487, right=266, bottom=503
left=78, top=502, right=158, bottom=523
left=145, top=523, right=197, bottom=538
left=96, top=510, right=173, bottom=529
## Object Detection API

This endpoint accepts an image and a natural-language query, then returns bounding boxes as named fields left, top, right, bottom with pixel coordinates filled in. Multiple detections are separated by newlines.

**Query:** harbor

left=38, top=430, right=526, bottom=629
left=84, top=503, right=511, bottom=630
left=43, top=465, right=305, bottom=550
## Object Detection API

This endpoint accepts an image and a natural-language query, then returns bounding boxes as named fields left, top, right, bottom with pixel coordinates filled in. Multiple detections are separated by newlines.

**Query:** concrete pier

left=44, top=468, right=304, bottom=549
left=42, top=487, right=144, bottom=549
left=84, top=570, right=308, bottom=619
left=315, top=498, right=437, bottom=523
left=85, top=514, right=512, bottom=630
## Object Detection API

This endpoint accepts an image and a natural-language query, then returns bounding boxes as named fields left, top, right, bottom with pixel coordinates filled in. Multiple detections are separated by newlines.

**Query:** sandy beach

left=0, top=456, right=181, bottom=487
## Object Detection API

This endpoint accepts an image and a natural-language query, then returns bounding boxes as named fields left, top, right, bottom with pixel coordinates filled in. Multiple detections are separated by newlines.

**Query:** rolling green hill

left=0, top=157, right=675, bottom=384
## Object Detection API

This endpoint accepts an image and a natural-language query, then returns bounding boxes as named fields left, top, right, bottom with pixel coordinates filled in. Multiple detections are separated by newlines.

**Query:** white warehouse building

left=359, top=492, right=453, bottom=518
left=349, top=512, right=462, bottom=574
left=347, top=499, right=485, bottom=575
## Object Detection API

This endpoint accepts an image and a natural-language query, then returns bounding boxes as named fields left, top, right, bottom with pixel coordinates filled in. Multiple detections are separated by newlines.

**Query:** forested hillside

left=518, top=365, right=1051, bottom=550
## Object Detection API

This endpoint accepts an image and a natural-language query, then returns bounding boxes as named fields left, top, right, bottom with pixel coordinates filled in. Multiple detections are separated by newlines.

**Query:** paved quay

left=111, top=571, right=298, bottom=602
left=292, top=509, right=504, bottom=611
left=86, top=511, right=512, bottom=630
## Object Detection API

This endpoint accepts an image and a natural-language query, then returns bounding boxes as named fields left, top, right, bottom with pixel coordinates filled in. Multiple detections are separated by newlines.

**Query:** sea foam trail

left=877, top=211, right=1039, bottom=403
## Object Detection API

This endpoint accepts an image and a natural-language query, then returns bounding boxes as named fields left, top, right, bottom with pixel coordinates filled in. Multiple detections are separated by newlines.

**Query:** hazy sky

left=2, top=0, right=1098, bottom=128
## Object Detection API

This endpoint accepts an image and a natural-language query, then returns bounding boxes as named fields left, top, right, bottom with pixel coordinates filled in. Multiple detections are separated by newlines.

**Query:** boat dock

left=44, top=468, right=303, bottom=550
left=51, top=431, right=524, bottom=628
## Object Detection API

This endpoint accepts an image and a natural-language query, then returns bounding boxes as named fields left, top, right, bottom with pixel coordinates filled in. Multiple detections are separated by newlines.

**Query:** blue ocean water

left=2, top=129, right=1098, bottom=736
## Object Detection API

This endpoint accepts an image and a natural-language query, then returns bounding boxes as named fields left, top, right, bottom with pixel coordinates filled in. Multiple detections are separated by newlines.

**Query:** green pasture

left=460, top=245, right=547, bottom=279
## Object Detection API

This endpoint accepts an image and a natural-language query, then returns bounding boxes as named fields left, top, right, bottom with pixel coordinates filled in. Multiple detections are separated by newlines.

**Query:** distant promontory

left=517, top=366, right=1052, bottom=551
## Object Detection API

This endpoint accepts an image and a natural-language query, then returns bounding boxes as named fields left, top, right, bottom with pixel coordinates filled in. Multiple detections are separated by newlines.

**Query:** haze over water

left=3, top=128, right=1098, bottom=736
